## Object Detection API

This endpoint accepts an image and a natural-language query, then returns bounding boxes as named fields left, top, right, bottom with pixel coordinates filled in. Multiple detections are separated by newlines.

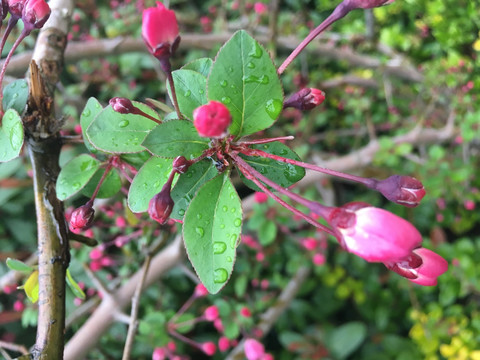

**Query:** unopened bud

left=7, top=0, right=25, bottom=17
left=172, top=156, right=190, bottom=174
left=375, top=175, right=426, bottom=207
left=69, top=204, right=95, bottom=232
left=148, top=184, right=174, bottom=224
left=193, top=101, right=232, bottom=138
left=109, top=97, right=136, bottom=114
left=284, top=88, right=325, bottom=111
left=22, top=0, right=50, bottom=29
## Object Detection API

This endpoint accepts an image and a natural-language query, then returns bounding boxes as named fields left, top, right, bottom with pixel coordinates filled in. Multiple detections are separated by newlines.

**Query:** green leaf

left=329, top=322, right=367, bottom=359
left=168, top=69, right=208, bottom=120
left=56, top=154, right=101, bottom=200
left=86, top=101, right=159, bottom=154
left=2, top=79, right=28, bottom=114
left=182, top=58, right=213, bottom=77
left=24, top=270, right=39, bottom=303
left=6, top=257, right=33, bottom=273
left=208, top=30, right=283, bottom=137
left=80, top=97, right=103, bottom=153
left=142, top=120, right=209, bottom=158
left=81, top=168, right=121, bottom=199
left=128, top=157, right=173, bottom=213
left=238, top=141, right=305, bottom=191
left=183, top=173, right=242, bottom=294
left=175, top=313, right=196, bottom=334
left=66, top=269, right=86, bottom=299
left=258, top=220, right=277, bottom=246
left=0, top=109, right=24, bottom=163
left=171, top=160, right=218, bottom=220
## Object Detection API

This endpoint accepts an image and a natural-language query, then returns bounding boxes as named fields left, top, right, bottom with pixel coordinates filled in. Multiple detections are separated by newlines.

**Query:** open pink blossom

left=385, top=247, right=448, bottom=286
left=244, top=338, right=265, bottom=360
left=327, top=202, right=423, bottom=262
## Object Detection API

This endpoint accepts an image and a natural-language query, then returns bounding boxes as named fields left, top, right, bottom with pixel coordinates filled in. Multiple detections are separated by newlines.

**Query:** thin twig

left=0, top=340, right=29, bottom=356
left=122, top=254, right=153, bottom=360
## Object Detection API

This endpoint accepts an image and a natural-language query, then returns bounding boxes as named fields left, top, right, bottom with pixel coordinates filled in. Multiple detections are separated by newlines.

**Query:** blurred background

left=0, top=0, right=479, bottom=359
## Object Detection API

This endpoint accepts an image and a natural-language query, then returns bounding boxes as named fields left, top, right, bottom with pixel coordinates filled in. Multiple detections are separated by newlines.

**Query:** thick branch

left=3, top=34, right=422, bottom=82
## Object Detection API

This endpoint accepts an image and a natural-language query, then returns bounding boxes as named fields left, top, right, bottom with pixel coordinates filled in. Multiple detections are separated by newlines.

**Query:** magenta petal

left=413, top=248, right=448, bottom=278
left=340, top=207, right=423, bottom=262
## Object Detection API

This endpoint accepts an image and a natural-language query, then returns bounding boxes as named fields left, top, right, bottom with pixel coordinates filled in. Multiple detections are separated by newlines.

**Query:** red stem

left=230, top=152, right=333, bottom=235
left=237, top=147, right=377, bottom=188
left=277, top=1, right=351, bottom=75
left=237, top=135, right=294, bottom=145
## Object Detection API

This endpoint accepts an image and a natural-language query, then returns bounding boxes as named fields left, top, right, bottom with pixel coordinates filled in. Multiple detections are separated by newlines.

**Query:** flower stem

left=277, top=0, right=352, bottom=75
left=237, top=147, right=377, bottom=188
left=159, top=57, right=183, bottom=119
left=237, top=135, right=294, bottom=145
left=0, top=27, right=31, bottom=117
left=230, top=151, right=333, bottom=235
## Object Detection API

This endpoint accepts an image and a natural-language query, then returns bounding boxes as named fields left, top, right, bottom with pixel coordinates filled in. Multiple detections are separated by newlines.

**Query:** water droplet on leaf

left=184, top=90, right=192, bottom=97
left=221, top=97, right=231, bottom=104
left=214, top=268, right=228, bottom=283
left=195, top=227, right=205, bottom=237
left=222, top=205, right=228, bottom=212
left=234, top=218, right=242, bottom=227
left=213, top=242, right=227, bottom=254
left=220, top=80, right=227, bottom=87
left=265, top=99, right=283, bottom=120
left=118, top=120, right=129, bottom=128
left=249, top=42, right=263, bottom=58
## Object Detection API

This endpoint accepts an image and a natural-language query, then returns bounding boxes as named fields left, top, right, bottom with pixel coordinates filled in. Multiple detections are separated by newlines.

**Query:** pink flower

left=13, top=300, right=25, bottom=312
left=301, top=237, right=317, bottom=251
left=218, top=336, right=230, bottom=352
left=240, top=306, right=252, bottom=317
left=213, top=318, right=224, bottom=332
left=253, top=2, right=268, bottom=15
left=464, top=200, right=475, bottom=211
left=152, top=347, right=166, bottom=360
left=312, top=253, right=326, bottom=266
left=204, top=305, right=220, bottom=321
left=201, top=341, right=217, bottom=356
left=22, top=0, right=50, bottom=28
left=254, top=191, right=269, bottom=203
left=194, top=283, right=209, bottom=297
left=7, top=0, right=26, bottom=17
left=142, top=2, right=179, bottom=59
left=327, top=202, right=423, bottom=262
left=89, top=248, right=103, bottom=261
left=385, top=247, right=448, bottom=286
left=375, top=175, right=426, bottom=207
left=244, top=338, right=265, bottom=360
left=193, top=101, right=232, bottom=138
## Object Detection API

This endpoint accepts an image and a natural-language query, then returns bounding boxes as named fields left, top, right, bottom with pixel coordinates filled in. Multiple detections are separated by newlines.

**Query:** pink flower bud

left=22, top=0, right=50, bottom=28
left=194, top=283, right=209, bottom=297
left=201, top=341, right=217, bottom=356
left=167, top=341, right=176, bottom=352
left=7, top=0, right=25, bottom=17
left=240, top=306, right=252, bottom=317
left=172, top=156, right=190, bottom=174
left=69, top=204, right=95, bottom=232
left=375, top=175, right=426, bottom=207
left=244, top=338, right=265, bottom=360
left=253, top=2, right=268, bottom=15
left=312, top=253, right=326, bottom=266
left=464, top=200, right=475, bottom=211
left=142, top=1, right=180, bottom=59
left=109, top=97, right=136, bottom=114
left=89, top=248, right=103, bottom=261
left=218, top=336, right=230, bottom=352
left=254, top=192, right=269, bottom=203
left=213, top=318, right=224, bottom=332
left=327, top=202, right=423, bottom=262
left=204, top=305, right=220, bottom=321
left=193, top=101, right=232, bottom=138
left=152, top=347, right=166, bottom=360
left=284, top=88, right=326, bottom=111
left=385, top=247, right=448, bottom=286
left=301, top=237, right=317, bottom=250
left=13, top=300, right=25, bottom=312
left=148, top=185, right=174, bottom=224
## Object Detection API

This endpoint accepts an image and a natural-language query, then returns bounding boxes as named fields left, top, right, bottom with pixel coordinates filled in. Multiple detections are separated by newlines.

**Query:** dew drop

left=12, top=93, right=18, bottom=98
left=213, top=241, right=227, bottom=255
left=247, top=62, right=255, bottom=69
left=20, top=82, right=28, bottom=88
left=228, top=66, right=234, bottom=73
left=60, top=192, right=67, bottom=199
left=222, top=205, right=228, bottom=212
left=178, top=209, right=185, bottom=216
left=230, top=192, right=236, bottom=199
left=195, top=227, right=205, bottom=237
left=220, top=80, right=228, bottom=87
left=72, top=182, right=81, bottom=190
left=214, top=268, right=228, bottom=283
left=221, top=96, right=231, bottom=104
left=243, top=75, right=269, bottom=85
left=198, top=89, right=204, bottom=95
left=234, top=218, right=242, bottom=227
left=196, top=213, right=202, bottom=220
left=80, top=160, right=95, bottom=171
left=249, top=42, right=263, bottom=58
left=184, top=90, right=192, bottom=97
left=220, top=224, right=225, bottom=229
left=10, top=82, right=16, bottom=88
left=153, top=181, right=161, bottom=188
left=265, top=99, right=283, bottom=120
left=226, top=256, right=233, bottom=262
left=230, top=208, right=236, bottom=213
left=283, top=164, right=298, bottom=182
left=142, top=182, right=148, bottom=189
left=230, top=234, right=238, bottom=249
left=118, top=120, right=129, bottom=128
left=9, top=130, right=22, bottom=150
left=82, top=109, right=91, bottom=117
left=279, top=149, right=288, bottom=155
